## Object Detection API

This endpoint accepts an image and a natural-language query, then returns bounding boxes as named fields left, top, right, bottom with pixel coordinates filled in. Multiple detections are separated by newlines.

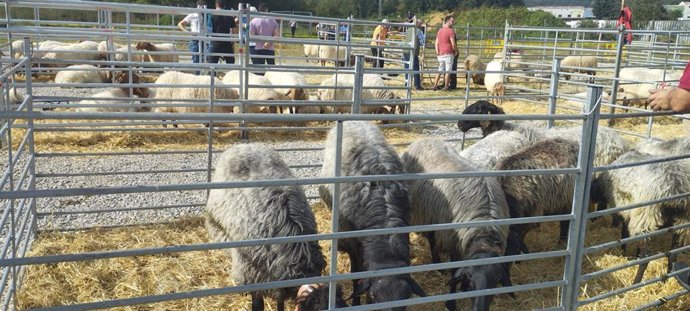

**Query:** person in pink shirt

left=433, top=15, right=457, bottom=91
left=249, top=2, right=279, bottom=72
left=649, top=62, right=690, bottom=114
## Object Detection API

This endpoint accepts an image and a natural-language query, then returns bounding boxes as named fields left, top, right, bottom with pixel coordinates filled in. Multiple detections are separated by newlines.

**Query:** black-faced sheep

left=318, top=121, right=425, bottom=308
left=402, top=139, right=513, bottom=311
left=590, top=150, right=690, bottom=284
left=495, top=138, right=580, bottom=255
left=206, top=143, right=347, bottom=311
left=457, top=100, right=630, bottom=168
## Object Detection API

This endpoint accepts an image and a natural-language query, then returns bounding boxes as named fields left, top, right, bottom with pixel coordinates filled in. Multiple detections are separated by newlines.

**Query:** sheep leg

left=668, top=233, right=680, bottom=276
left=620, top=219, right=629, bottom=253
left=349, top=250, right=364, bottom=306
left=559, top=220, right=569, bottom=241
left=251, top=292, right=265, bottom=311
left=446, top=253, right=460, bottom=311
left=423, top=231, right=441, bottom=264
left=633, top=244, right=649, bottom=284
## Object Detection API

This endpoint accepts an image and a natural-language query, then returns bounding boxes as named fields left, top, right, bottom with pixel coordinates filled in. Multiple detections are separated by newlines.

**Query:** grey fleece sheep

left=590, top=150, right=690, bottom=284
left=636, top=137, right=690, bottom=163
left=206, top=143, right=346, bottom=311
left=402, top=139, right=513, bottom=311
left=318, top=121, right=425, bottom=309
left=459, top=130, right=532, bottom=169
left=495, top=138, right=580, bottom=255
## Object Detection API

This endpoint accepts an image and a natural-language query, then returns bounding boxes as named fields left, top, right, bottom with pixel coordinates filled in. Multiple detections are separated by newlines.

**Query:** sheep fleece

left=205, top=143, right=325, bottom=298
left=403, top=138, right=509, bottom=258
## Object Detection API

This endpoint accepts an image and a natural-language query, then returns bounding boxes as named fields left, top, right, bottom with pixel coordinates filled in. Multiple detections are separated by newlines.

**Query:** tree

left=592, top=0, right=618, bottom=19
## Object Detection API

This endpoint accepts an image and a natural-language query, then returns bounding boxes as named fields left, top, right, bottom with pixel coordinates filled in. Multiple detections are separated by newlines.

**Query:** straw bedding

left=11, top=69, right=690, bottom=310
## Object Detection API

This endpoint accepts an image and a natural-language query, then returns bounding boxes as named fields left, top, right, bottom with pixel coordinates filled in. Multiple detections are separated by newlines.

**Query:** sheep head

left=135, top=42, right=153, bottom=51
left=451, top=247, right=515, bottom=311
left=113, top=72, right=149, bottom=98
left=457, top=100, right=506, bottom=136
left=294, top=284, right=348, bottom=311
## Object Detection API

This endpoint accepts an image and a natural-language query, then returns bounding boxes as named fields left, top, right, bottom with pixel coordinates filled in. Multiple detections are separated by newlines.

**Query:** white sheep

left=317, top=77, right=377, bottom=114
left=72, top=72, right=149, bottom=112
left=318, top=45, right=349, bottom=66
left=222, top=70, right=288, bottom=113
left=303, top=44, right=320, bottom=63
left=151, top=71, right=238, bottom=126
left=97, top=41, right=144, bottom=63
left=135, top=42, right=179, bottom=63
left=493, top=50, right=525, bottom=70
left=464, top=54, right=486, bottom=86
left=618, top=67, right=682, bottom=99
left=484, top=60, right=505, bottom=105
left=1, top=87, right=25, bottom=106
left=54, top=65, right=112, bottom=86
left=39, top=41, right=101, bottom=66
left=560, top=55, right=598, bottom=81
left=263, top=71, right=320, bottom=114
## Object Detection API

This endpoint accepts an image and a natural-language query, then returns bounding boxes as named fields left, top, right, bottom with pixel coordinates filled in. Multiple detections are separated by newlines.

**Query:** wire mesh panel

left=0, top=1, right=689, bottom=311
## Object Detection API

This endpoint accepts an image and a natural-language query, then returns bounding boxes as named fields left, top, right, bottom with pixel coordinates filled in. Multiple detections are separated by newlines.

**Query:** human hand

left=648, top=88, right=673, bottom=111
left=263, top=42, right=271, bottom=49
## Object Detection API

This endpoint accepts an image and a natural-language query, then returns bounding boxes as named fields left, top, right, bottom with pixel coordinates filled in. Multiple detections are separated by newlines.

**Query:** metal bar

left=0, top=167, right=581, bottom=200
left=37, top=203, right=205, bottom=216
left=0, top=216, right=570, bottom=267
left=562, top=86, right=601, bottom=310
left=607, top=25, right=626, bottom=126
left=328, top=120, right=343, bottom=309
left=547, top=58, right=560, bottom=128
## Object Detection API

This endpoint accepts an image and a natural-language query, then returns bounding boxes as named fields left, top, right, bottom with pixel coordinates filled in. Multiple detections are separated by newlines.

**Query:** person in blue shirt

left=403, top=18, right=426, bottom=90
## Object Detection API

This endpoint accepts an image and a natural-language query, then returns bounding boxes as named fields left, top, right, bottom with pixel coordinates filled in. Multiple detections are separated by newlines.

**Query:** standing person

left=207, top=0, right=236, bottom=64
left=403, top=18, right=425, bottom=90
left=249, top=2, right=279, bottom=71
left=448, top=28, right=459, bottom=90
left=290, top=19, right=297, bottom=38
left=370, top=19, right=389, bottom=68
left=433, top=15, right=457, bottom=91
left=177, top=0, right=207, bottom=67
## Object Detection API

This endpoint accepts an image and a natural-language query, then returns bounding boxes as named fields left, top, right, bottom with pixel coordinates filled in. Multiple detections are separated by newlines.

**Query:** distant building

left=664, top=2, right=690, bottom=20
left=525, top=0, right=594, bottom=20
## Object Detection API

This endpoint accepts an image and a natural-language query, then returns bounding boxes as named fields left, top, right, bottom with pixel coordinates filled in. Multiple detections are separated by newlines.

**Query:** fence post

left=607, top=25, right=626, bottom=126
left=352, top=55, right=364, bottom=114
left=22, top=37, right=37, bottom=237
left=328, top=120, right=343, bottom=309
left=547, top=58, right=560, bottom=129
left=561, top=86, right=601, bottom=311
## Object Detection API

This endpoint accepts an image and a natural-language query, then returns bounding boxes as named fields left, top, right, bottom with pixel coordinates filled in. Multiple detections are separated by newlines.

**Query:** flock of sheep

left=8, top=39, right=404, bottom=118
left=204, top=100, right=690, bottom=310
left=463, top=49, right=680, bottom=109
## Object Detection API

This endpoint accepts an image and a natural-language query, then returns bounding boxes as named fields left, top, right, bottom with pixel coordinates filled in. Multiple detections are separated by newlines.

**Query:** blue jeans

left=250, top=49, right=275, bottom=75
left=190, top=40, right=207, bottom=64
left=403, top=53, right=422, bottom=89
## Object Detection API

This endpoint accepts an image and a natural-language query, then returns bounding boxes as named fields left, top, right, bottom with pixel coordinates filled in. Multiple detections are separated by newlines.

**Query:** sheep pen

left=6, top=10, right=690, bottom=311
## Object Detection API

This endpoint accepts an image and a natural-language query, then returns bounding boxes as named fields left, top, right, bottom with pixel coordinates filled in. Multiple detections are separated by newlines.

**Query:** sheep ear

left=450, top=268, right=470, bottom=292
left=406, top=277, right=426, bottom=297
left=347, top=279, right=371, bottom=300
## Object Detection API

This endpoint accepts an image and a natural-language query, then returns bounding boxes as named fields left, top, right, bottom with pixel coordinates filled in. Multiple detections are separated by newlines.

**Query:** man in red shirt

left=433, top=15, right=457, bottom=91
left=649, top=62, right=690, bottom=114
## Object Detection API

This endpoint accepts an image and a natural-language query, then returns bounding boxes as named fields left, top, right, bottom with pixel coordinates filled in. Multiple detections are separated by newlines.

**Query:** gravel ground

left=2, top=84, right=473, bottom=232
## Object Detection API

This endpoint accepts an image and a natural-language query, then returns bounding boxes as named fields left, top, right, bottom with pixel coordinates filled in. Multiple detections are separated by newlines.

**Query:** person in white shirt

left=177, top=0, right=207, bottom=65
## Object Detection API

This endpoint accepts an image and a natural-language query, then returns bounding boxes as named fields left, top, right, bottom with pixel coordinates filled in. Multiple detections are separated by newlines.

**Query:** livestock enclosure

left=1, top=0, right=690, bottom=310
